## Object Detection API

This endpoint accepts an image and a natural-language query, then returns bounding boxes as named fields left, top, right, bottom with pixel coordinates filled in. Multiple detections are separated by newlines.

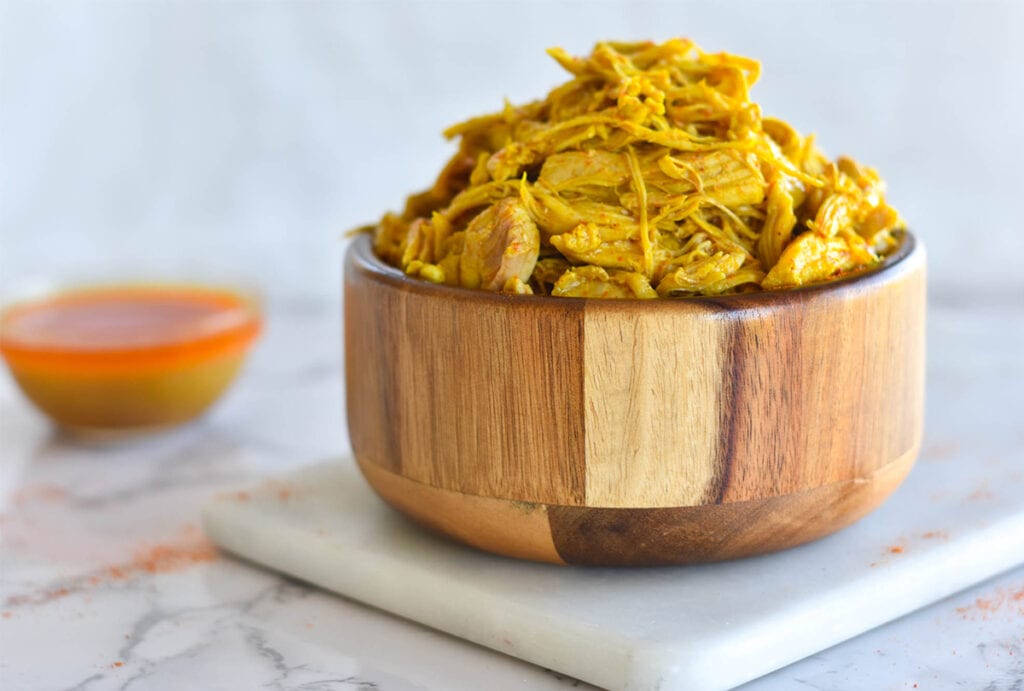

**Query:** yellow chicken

left=372, top=39, right=904, bottom=298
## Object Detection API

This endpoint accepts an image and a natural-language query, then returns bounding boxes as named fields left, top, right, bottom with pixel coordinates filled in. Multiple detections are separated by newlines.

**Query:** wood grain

left=546, top=446, right=917, bottom=566
left=356, top=442, right=916, bottom=566
left=345, top=251, right=587, bottom=505
left=358, top=457, right=564, bottom=564
left=345, top=233, right=926, bottom=564
left=582, top=306, right=726, bottom=507
left=706, top=265, right=926, bottom=503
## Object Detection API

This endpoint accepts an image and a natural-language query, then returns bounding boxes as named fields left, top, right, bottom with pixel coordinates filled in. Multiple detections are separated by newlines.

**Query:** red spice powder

left=127, top=539, right=218, bottom=576
left=10, top=484, right=69, bottom=508
left=262, top=480, right=296, bottom=501
left=874, top=530, right=951, bottom=565
left=217, top=490, right=251, bottom=502
left=2, top=525, right=218, bottom=609
left=5, top=586, right=72, bottom=608
left=218, top=482, right=296, bottom=504
left=923, top=440, right=959, bottom=461
left=968, top=488, right=995, bottom=502
left=956, top=584, right=1024, bottom=621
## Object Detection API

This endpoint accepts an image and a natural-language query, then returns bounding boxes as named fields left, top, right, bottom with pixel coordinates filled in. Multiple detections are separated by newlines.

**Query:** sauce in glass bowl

left=0, top=284, right=261, bottom=435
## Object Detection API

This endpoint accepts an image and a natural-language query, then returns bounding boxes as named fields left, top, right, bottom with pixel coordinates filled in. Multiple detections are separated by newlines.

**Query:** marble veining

left=1, top=302, right=1022, bottom=690
left=202, top=450, right=1024, bottom=691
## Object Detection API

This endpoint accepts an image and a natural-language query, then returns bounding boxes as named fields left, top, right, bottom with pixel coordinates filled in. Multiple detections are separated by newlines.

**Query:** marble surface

left=202, top=446, right=1024, bottom=691
left=1, top=300, right=1022, bottom=690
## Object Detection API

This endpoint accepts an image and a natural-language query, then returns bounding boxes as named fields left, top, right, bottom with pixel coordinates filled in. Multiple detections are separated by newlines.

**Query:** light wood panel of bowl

left=344, top=233, right=925, bottom=566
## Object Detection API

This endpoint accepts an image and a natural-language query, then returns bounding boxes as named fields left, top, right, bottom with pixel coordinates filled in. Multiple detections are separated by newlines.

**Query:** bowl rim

left=0, top=282, right=263, bottom=366
left=347, top=230, right=920, bottom=309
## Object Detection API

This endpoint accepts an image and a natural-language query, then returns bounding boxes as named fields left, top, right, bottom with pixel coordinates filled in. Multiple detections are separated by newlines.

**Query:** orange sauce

left=0, top=285, right=261, bottom=432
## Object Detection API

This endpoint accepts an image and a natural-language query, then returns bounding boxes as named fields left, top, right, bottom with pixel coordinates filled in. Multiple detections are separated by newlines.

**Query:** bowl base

left=356, top=450, right=917, bottom=566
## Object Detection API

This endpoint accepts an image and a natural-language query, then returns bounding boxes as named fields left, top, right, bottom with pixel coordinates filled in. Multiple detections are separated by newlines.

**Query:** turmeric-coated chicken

left=371, top=39, right=905, bottom=297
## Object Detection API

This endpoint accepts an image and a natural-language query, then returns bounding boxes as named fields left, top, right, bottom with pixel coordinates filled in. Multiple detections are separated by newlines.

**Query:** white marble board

left=203, top=440, right=1024, bottom=691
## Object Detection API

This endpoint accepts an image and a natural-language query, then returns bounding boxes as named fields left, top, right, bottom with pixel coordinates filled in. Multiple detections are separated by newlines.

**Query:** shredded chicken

left=371, top=39, right=905, bottom=298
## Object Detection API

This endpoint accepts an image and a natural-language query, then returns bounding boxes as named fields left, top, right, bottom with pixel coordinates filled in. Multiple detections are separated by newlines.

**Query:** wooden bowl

left=344, top=233, right=925, bottom=566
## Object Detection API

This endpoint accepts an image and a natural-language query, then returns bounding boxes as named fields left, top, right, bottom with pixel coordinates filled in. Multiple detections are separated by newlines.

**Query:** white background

left=2, top=0, right=1022, bottom=302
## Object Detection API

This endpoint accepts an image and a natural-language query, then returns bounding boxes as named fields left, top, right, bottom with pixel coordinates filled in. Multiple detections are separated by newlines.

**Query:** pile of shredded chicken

left=372, top=39, right=904, bottom=298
